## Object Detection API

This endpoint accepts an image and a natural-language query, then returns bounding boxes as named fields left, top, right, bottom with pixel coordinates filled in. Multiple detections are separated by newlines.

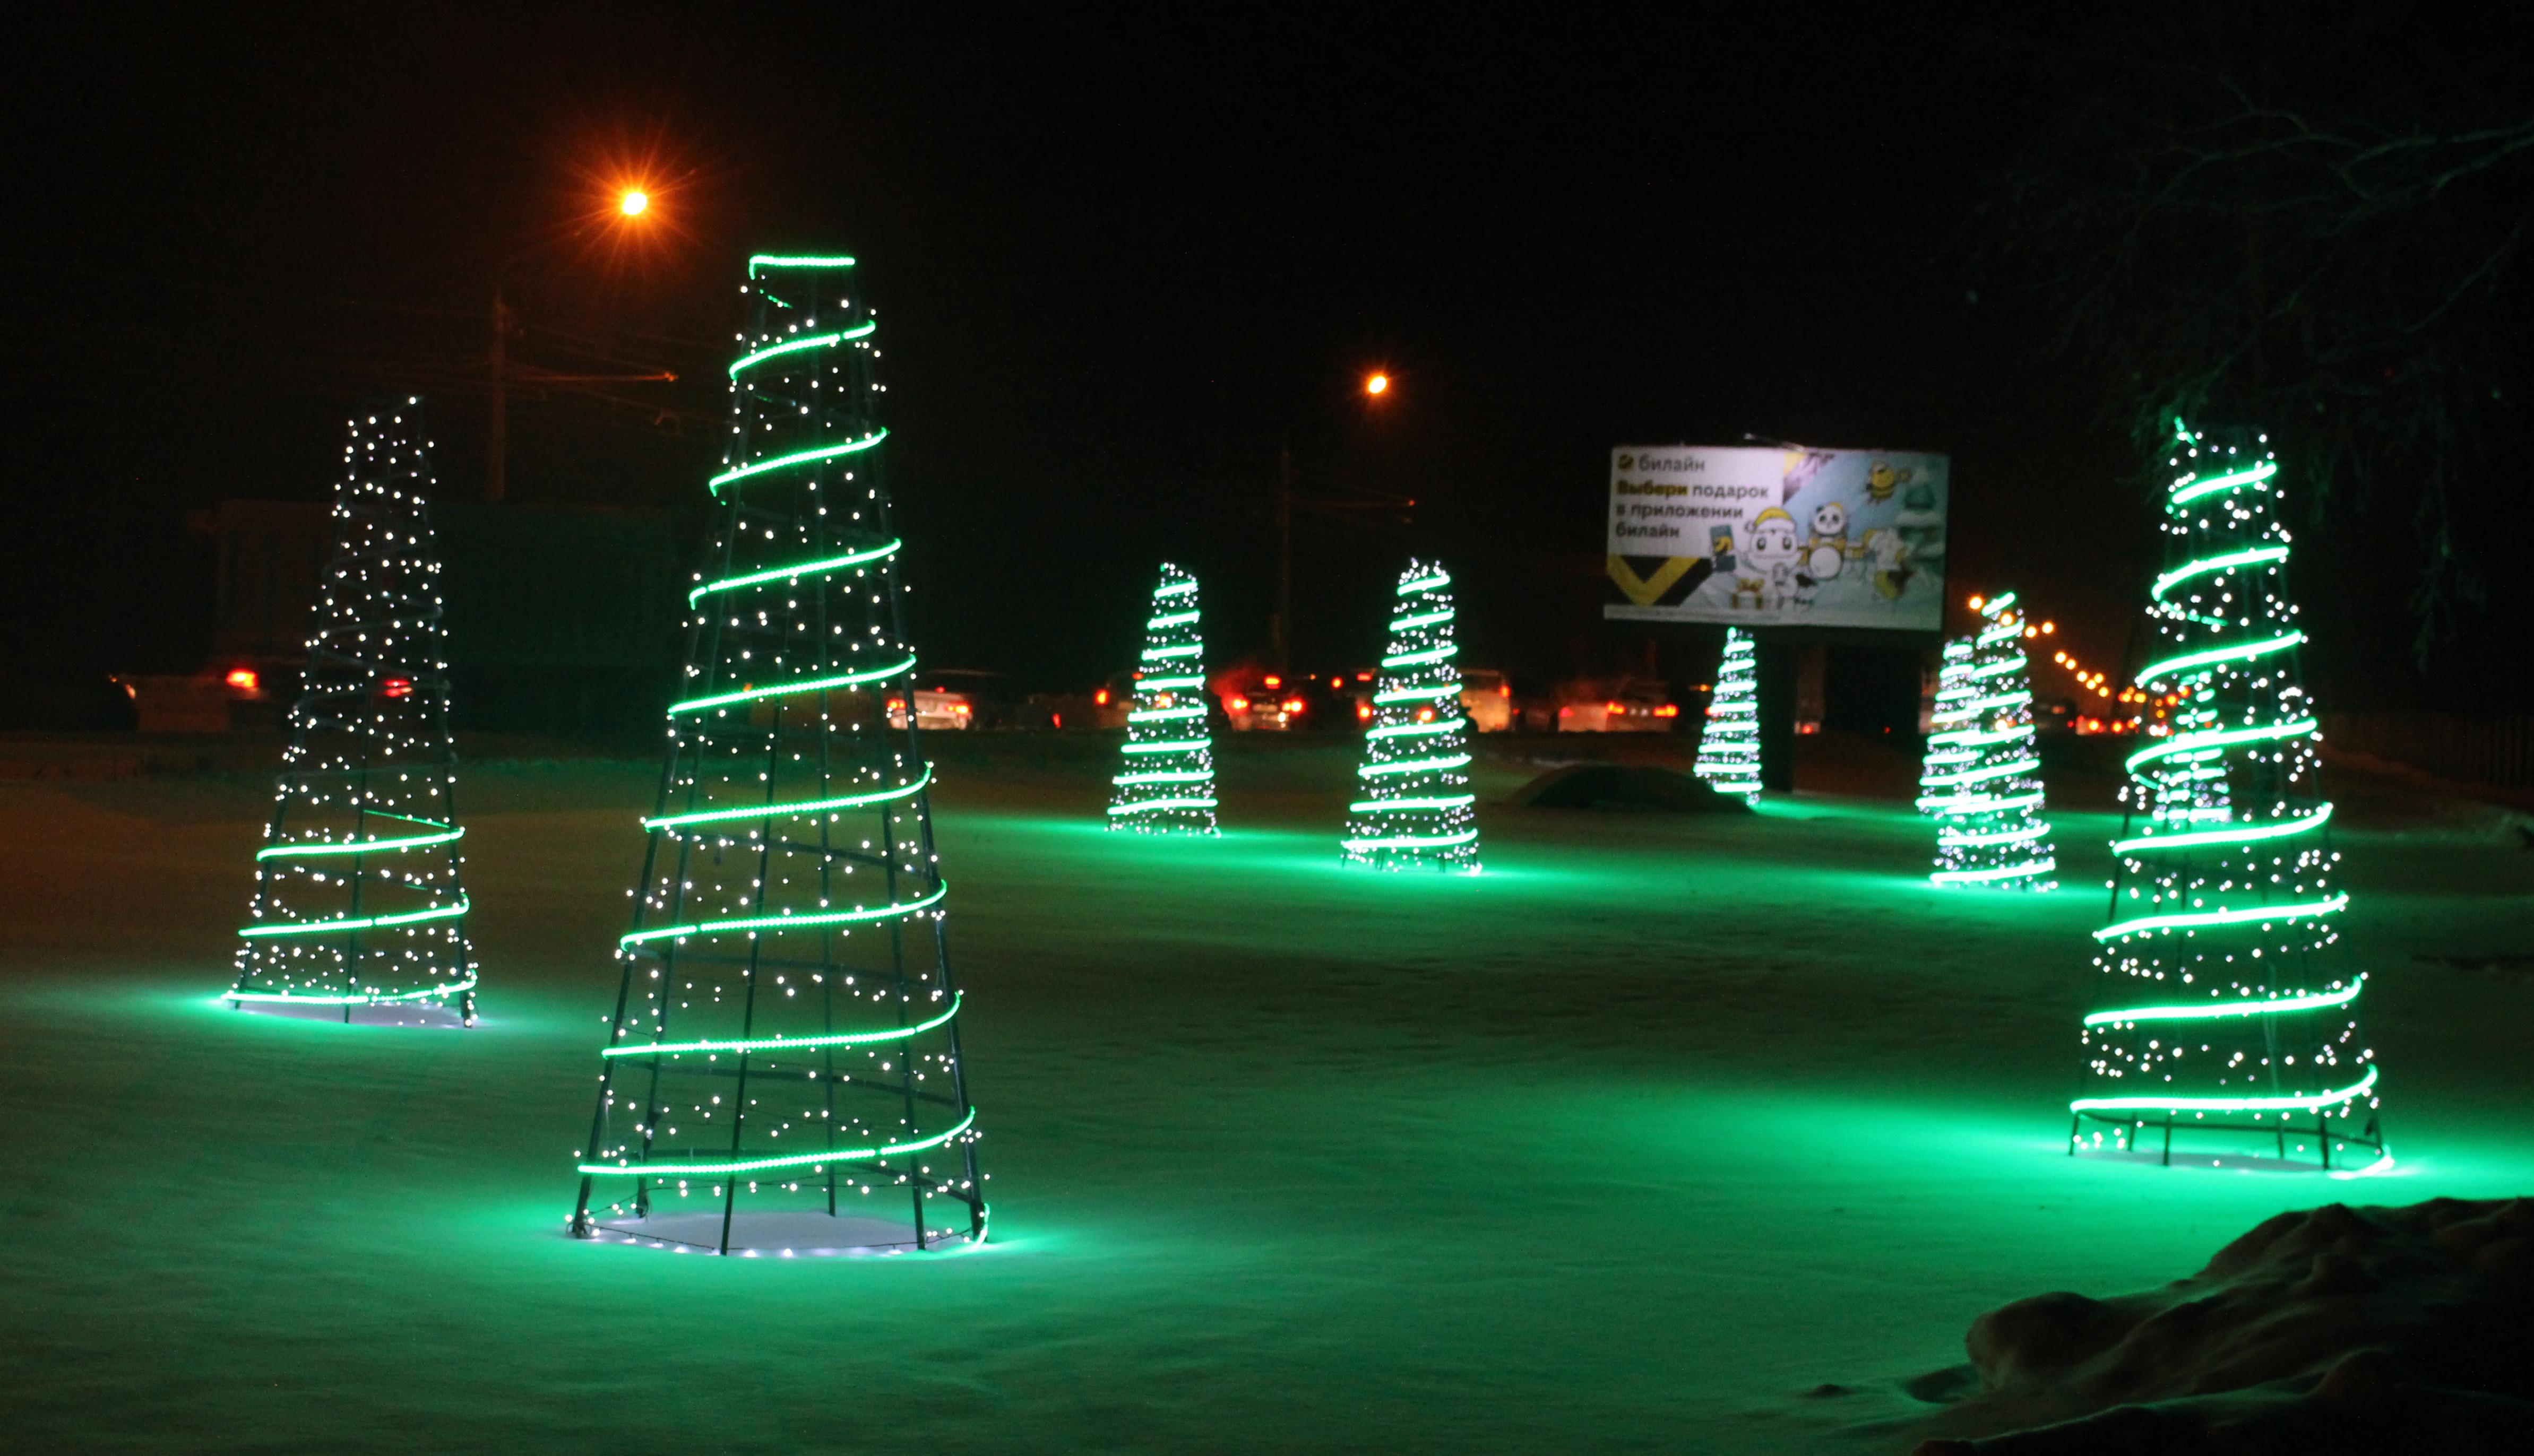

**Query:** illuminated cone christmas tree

left=228, top=397, right=476, bottom=1025
left=1107, top=562, right=1219, bottom=834
left=570, top=254, right=986, bottom=1255
left=1693, top=628, right=1761, bottom=801
left=2072, top=422, right=2384, bottom=1171
left=1343, top=559, right=1479, bottom=871
left=1916, top=637, right=1975, bottom=816
left=1924, top=593, right=2056, bottom=888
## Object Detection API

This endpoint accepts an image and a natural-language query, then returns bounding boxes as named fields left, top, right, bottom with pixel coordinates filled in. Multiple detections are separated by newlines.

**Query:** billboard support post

left=1755, top=634, right=1799, bottom=792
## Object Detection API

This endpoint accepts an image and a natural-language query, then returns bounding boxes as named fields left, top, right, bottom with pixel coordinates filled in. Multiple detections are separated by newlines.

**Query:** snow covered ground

left=2, top=735, right=2528, bottom=1452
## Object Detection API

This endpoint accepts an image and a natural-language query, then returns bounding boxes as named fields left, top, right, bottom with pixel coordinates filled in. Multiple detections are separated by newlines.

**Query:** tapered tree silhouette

left=2072, top=422, right=2384, bottom=1171
left=1343, top=559, right=1479, bottom=871
left=1693, top=628, right=1761, bottom=802
left=228, top=397, right=475, bottom=1026
left=1923, top=593, right=2056, bottom=889
left=570, top=254, right=987, bottom=1255
left=1108, top=562, right=1219, bottom=834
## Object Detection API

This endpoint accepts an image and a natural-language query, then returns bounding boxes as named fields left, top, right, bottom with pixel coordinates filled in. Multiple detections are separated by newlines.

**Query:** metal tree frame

left=2071, top=423, right=2385, bottom=1172
left=569, top=254, right=986, bottom=1255
left=229, top=397, right=476, bottom=1025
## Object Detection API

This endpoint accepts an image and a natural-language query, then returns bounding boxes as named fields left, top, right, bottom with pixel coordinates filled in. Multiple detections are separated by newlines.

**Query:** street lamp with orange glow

left=1364, top=371, right=1390, bottom=397
left=486, top=181, right=667, bottom=502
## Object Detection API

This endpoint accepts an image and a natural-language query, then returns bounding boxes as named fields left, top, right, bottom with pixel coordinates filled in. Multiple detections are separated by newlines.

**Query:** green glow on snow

left=226, top=974, right=479, bottom=1007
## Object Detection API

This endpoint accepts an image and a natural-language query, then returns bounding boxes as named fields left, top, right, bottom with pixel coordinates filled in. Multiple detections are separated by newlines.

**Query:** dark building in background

left=196, top=500, right=683, bottom=742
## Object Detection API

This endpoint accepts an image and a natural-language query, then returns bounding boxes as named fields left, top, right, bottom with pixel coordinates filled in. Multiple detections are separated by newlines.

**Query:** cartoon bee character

left=1866, top=460, right=1914, bottom=504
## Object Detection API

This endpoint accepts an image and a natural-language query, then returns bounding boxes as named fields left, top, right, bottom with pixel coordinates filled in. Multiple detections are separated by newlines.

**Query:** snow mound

left=1908, top=1197, right=2534, bottom=1454
left=1510, top=764, right=1751, bottom=813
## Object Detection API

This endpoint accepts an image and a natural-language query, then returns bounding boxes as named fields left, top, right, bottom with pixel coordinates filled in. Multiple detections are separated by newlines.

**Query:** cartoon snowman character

left=1864, top=527, right=1912, bottom=599
left=1742, top=507, right=1805, bottom=611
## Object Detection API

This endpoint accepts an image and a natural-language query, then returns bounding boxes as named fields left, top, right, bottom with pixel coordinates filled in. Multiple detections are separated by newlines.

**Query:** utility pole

left=487, top=290, right=512, bottom=504
left=1273, top=444, right=1294, bottom=672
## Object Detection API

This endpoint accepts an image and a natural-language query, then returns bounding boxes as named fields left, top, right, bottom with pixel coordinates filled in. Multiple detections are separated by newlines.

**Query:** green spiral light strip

left=256, top=811, right=464, bottom=860
left=2072, top=1064, right=2375, bottom=1116
left=667, top=654, right=916, bottom=716
left=2072, top=421, right=2381, bottom=1162
left=604, top=993, right=963, bottom=1059
left=726, top=321, right=877, bottom=378
left=689, top=539, right=901, bottom=606
left=1344, top=559, right=1480, bottom=871
left=618, top=881, right=947, bottom=949
left=2084, top=976, right=2363, bottom=1028
left=579, top=1107, right=976, bottom=1178
left=706, top=431, right=890, bottom=498
left=240, top=898, right=472, bottom=940
left=642, top=765, right=933, bottom=831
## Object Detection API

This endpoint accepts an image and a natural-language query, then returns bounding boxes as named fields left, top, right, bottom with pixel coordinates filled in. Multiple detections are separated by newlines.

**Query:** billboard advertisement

left=1604, top=445, right=1948, bottom=631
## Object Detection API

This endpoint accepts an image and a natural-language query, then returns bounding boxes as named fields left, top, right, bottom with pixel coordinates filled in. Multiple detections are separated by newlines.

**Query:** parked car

left=1555, top=677, right=1681, bottom=733
left=885, top=669, right=1020, bottom=732
left=1221, top=673, right=1307, bottom=734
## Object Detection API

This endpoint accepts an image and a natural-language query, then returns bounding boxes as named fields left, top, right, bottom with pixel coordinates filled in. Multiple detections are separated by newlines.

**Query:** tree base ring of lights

left=572, top=1207, right=989, bottom=1258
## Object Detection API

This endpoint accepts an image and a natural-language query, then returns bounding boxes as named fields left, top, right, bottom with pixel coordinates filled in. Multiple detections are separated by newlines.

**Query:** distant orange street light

left=619, top=189, right=650, bottom=217
left=1364, top=371, right=1390, bottom=397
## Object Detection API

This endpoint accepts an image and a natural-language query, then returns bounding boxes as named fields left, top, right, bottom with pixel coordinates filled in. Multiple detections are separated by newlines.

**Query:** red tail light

left=1654, top=704, right=1679, bottom=717
left=1497, top=683, right=1511, bottom=697
left=1355, top=703, right=1373, bottom=721
left=224, top=668, right=259, bottom=691
left=381, top=678, right=413, bottom=699
left=1094, top=688, right=1109, bottom=705
left=1282, top=698, right=1305, bottom=714
left=1228, top=696, right=1249, bottom=712
left=1605, top=700, right=1624, bottom=713
left=1263, top=675, right=1282, bottom=688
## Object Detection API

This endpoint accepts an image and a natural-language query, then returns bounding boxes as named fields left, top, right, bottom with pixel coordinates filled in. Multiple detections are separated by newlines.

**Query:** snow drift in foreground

left=1908, top=1197, right=2534, bottom=1454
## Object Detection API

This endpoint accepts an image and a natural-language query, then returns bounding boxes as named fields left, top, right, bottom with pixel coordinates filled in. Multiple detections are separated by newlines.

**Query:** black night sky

left=7, top=7, right=2529, bottom=710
